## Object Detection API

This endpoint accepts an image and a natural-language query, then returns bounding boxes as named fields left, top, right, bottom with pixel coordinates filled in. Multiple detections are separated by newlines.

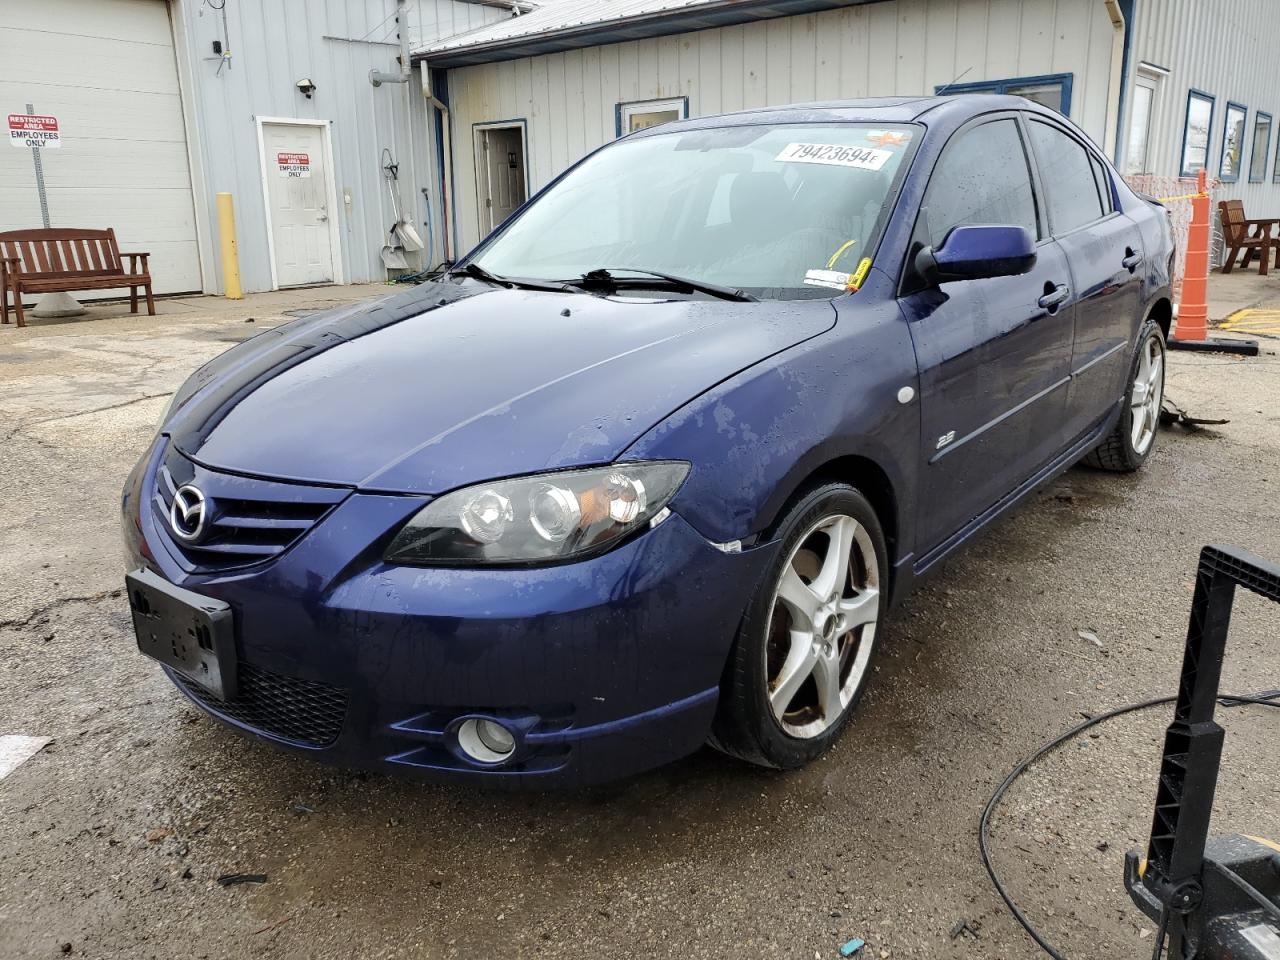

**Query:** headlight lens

left=384, top=461, right=689, bottom=565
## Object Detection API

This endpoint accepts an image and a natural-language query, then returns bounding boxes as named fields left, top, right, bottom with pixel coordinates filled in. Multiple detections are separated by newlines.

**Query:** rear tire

left=709, top=483, right=887, bottom=770
left=1083, top=318, right=1166, bottom=472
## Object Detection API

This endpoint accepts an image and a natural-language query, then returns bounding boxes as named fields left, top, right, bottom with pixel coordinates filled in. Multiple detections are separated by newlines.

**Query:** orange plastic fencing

left=1123, top=173, right=1222, bottom=300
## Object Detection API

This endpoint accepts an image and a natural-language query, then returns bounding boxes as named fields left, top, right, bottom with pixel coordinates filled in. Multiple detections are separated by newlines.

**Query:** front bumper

left=123, top=440, right=774, bottom=788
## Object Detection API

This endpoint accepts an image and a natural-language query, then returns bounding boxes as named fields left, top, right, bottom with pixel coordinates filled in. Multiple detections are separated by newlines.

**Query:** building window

left=1124, top=69, right=1164, bottom=174
left=934, top=74, right=1073, bottom=116
left=616, top=97, right=688, bottom=137
left=1180, top=89, right=1215, bottom=177
left=1220, top=101, right=1247, bottom=182
left=1249, top=112, right=1271, bottom=182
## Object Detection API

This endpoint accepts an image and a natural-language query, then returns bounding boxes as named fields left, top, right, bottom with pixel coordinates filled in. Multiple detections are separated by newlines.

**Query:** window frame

left=1180, top=88, right=1216, bottom=178
left=1124, top=69, right=1162, bottom=175
left=615, top=96, right=689, bottom=138
left=899, top=111, right=1045, bottom=297
left=934, top=73, right=1074, bottom=116
left=1219, top=100, right=1248, bottom=183
left=1249, top=111, right=1272, bottom=183
left=1024, top=115, right=1113, bottom=238
left=1274, top=124, right=1280, bottom=184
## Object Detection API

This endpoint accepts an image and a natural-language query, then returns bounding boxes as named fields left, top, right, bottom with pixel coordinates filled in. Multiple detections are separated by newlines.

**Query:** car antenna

left=934, top=66, right=973, bottom=96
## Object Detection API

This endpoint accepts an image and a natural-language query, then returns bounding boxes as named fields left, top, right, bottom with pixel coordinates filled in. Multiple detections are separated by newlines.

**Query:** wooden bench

left=1217, top=200, right=1278, bottom=276
left=0, top=227, right=154, bottom=328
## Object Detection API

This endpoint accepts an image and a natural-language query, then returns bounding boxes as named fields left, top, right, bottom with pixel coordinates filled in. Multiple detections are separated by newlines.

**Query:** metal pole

left=26, top=104, right=50, bottom=228
left=23, top=103, right=84, bottom=318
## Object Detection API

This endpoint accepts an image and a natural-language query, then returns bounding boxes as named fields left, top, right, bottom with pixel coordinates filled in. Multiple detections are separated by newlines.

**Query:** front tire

left=710, top=483, right=887, bottom=770
left=1083, top=318, right=1166, bottom=472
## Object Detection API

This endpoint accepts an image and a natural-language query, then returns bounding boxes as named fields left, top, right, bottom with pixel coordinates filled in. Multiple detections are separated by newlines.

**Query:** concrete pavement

left=1, top=279, right=1277, bottom=959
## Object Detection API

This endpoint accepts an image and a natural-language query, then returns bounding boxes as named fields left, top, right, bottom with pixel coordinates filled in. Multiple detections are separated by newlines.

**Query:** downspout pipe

left=1102, top=0, right=1126, bottom=161
left=421, top=67, right=453, bottom=264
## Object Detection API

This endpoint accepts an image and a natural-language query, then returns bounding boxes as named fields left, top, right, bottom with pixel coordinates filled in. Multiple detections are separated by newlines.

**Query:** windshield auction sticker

left=776, top=142, right=891, bottom=170
left=804, top=268, right=852, bottom=290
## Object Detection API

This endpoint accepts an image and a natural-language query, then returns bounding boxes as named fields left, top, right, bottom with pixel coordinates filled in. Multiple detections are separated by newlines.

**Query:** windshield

left=471, top=122, right=918, bottom=300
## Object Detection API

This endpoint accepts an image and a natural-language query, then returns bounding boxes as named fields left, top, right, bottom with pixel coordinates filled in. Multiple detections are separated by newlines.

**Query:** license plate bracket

left=127, top=568, right=237, bottom=700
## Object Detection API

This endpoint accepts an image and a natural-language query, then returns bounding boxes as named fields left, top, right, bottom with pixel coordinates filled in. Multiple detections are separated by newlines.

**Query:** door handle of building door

left=317, top=213, right=329, bottom=222
left=1122, top=249, right=1143, bottom=271
left=1037, top=283, right=1070, bottom=311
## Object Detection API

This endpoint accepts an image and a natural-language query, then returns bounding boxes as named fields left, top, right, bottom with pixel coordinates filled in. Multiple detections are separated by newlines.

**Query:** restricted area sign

left=277, top=152, right=311, bottom=178
left=8, top=114, right=60, bottom=149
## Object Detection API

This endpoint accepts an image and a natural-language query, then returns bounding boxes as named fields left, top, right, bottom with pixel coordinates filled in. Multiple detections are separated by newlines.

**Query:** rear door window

left=1028, top=119, right=1107, bottom=235
left=921, top=118, right=1039, bottom=246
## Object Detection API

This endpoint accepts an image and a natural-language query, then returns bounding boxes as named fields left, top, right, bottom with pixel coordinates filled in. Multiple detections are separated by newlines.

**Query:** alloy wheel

left=764, top=513, right=880, bottom=739
left=1129, top=331, right=1165, bottom=455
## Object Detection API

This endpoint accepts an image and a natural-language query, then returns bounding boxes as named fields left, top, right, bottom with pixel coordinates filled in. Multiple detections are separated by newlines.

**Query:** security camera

left=296, top=78, right=316, bottom=99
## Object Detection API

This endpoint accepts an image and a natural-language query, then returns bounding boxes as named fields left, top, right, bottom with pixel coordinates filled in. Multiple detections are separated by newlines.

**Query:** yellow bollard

left=216, top=192, right=243, bottom=300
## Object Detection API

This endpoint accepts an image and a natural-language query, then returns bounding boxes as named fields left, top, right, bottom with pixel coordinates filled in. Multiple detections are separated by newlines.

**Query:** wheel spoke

left=1147, top=354, right=1163, bottom=392
left=838, top=588, right=880, bottom=629
left=769, top=631, right=817, bottom=720
left=777, top=566, right=821, bottom=630
left=811, top=516, right=855, bottom=601
left=1131, top=380, right=1149, bottom=407
left=812, top=651, right=843, bottom=721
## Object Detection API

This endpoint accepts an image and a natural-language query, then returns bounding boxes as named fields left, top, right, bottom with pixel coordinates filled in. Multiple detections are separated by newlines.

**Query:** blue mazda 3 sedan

left=123, top=95, right=1174, bottom=786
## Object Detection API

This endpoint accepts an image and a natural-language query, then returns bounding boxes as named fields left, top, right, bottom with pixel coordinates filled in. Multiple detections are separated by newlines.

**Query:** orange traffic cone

left=1169, top=170, right=1258, bottom=355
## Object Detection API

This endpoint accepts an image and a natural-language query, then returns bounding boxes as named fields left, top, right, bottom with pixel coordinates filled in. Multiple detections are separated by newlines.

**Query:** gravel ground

left=1, top=285, right=1277, bottom=960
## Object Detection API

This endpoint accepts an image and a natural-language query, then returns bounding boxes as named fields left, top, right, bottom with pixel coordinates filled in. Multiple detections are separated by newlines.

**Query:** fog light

left=456, top=717, right=516, bottom=764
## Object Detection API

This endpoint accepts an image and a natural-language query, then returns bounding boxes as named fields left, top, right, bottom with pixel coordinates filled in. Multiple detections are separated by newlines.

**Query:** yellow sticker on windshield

left=826, top=239, right=858, bottom=270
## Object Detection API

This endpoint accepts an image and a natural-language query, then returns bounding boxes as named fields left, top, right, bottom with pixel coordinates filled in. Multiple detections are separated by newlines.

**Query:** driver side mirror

left=914, top=224, right=1037, bottom=285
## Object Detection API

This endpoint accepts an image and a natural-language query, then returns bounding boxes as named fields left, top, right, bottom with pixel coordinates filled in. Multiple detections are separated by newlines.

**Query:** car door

left=900, top=114, right=1076, bottom=558
left=1025, top=117, right=1146, bottom=443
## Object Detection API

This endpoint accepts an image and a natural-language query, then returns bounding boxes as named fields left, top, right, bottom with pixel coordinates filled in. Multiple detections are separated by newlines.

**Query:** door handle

left=317, top=213, right=329, bottom=222
left=1037, top=283, right=1070, bottom=311
left=1122, top=247, right=1143, bottom=272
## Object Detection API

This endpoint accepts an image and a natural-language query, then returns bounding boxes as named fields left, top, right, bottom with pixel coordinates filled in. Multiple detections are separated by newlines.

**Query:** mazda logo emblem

left=169, top=485, right=207, bottom=543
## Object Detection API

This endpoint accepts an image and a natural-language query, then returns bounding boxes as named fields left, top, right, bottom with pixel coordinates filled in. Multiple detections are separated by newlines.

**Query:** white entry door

left=476, top=125, right=528, bottom=235
left=261, top=122, right=335, bottom=287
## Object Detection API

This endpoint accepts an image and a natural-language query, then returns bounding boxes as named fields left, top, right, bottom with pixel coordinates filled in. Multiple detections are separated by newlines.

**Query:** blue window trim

left=1180, top=88, right=1216, bottom=178
left=614, top=96, right=690, bottom=139
left=1219, top=100, right=1247, bottom=183
left=1274, top=124, right=1280, bottom=183
left=934, top=73, right=1073, bottom=116
left=1249, top=111, right=1272, bottom=183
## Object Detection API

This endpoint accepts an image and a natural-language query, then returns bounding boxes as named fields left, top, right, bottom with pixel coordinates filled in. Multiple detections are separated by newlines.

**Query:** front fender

left=624, top=299, right=919, bottom=551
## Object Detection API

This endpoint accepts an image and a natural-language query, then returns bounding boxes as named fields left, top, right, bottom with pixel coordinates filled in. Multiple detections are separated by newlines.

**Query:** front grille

left=174, top=662, right=349, bottom=748
left=153, top=447, right=347, bottom=572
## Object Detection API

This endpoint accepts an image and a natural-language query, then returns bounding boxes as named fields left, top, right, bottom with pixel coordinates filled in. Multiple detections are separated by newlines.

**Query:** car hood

left=167, top=282, right=835, bottom=494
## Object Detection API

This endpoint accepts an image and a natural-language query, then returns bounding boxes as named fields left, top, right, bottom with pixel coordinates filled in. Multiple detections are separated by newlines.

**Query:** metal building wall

left=1128, top=0, right=1280, bottom=210
left=174, top=0, right=509, bottom=294
left=443, top=0, right=1117, bottom=255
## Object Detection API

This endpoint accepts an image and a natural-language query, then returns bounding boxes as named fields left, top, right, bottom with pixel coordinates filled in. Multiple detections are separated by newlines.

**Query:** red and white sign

left=277, top=151, right=311, bottom=178
left=8, top=114, right=60, bottom=149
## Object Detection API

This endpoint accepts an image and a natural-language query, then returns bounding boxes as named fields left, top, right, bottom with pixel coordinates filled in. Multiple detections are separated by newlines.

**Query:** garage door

left=0, top=0, right=202, bottom=295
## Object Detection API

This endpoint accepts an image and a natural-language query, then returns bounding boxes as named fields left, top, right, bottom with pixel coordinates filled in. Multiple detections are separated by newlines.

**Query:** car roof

left=646, top=94, right=1055, bottom=132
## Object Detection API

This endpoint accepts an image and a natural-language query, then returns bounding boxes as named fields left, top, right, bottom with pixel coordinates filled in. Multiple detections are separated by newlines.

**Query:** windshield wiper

left=451, top=262, right=573, bottom=293
left=570, top=267, right=757, bottom=302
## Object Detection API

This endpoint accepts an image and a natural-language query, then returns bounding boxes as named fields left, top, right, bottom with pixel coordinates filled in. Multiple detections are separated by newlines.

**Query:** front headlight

left=384, top=461, right=690, bottom=566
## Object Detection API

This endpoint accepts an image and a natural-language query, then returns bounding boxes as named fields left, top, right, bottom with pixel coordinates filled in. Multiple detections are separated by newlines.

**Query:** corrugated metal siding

left=446, top=0, right=1116, bottom=254
left=176, top=0, right=508, bottom=293
left=1128, top=0, right=1280, bottom=219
